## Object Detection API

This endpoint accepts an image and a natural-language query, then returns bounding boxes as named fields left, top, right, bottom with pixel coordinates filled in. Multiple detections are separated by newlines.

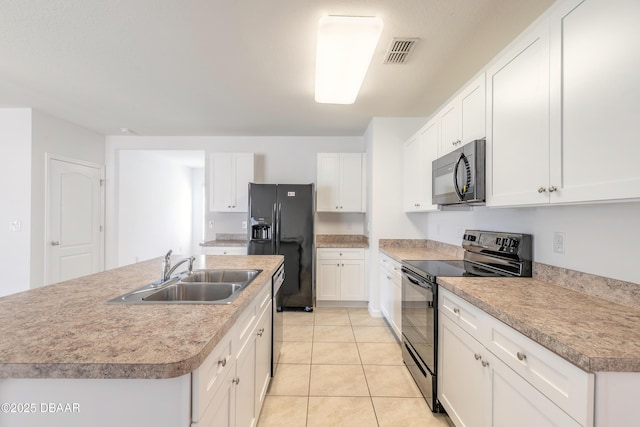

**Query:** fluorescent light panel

left=315, top=16, right=384, bottom=104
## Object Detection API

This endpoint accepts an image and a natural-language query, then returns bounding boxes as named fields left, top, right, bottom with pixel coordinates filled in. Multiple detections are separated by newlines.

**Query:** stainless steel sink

left=109, top=269, right=262, bottom=304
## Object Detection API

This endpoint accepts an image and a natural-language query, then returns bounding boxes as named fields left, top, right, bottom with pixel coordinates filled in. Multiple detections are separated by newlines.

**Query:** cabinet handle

left=340, top=206, right=343, bottom=209
left=537, top=187, right=547, bottom=193
left=51, top=241, right=60, bottom=246
left=482, top=360, right=490, bottom=367
left=257, top=328, right=264, bottom=337
left=474, top=353, right=481, bottom=360
left=232, top=377, right=240, bottom=385
left=548, top=186, right=557, bottom=193
left=453, top=307, right=460, bottom=314
left=516, top=352, right=527, bottom=361
left=387, top=276, right=392, bottom=280
left=218, top=358, right=227, bottom=367
left=451, top=141, right=456, bottom=146
left=342, top=264, right=344, bottom=267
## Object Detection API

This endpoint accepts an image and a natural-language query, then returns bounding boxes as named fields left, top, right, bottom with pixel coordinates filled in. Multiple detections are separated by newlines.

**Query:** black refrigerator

left=247, top=183, right=314, bottom=311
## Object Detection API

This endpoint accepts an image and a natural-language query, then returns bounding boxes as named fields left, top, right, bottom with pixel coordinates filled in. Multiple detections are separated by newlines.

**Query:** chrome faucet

left=161, top=250, right=195, bottom=282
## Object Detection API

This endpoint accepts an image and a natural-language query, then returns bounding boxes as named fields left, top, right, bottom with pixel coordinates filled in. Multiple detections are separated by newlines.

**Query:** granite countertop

left=0, top=255, right=283, bottom=379
left=316, top=234, right=369, bottom=248
left=439, top=277, right=640, bottom=373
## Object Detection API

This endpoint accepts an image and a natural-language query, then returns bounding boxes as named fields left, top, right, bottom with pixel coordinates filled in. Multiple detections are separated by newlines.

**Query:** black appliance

left=401, top=229, right=532, bottom=412
left=432, top=139, right=486, bottom=206
left=247, top=183, right=314, bottom=311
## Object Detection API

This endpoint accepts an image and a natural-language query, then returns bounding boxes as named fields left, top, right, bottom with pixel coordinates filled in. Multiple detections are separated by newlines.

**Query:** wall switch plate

left=241, top=221, right=247, bottom=230
left=553, top=232, right=565, bottom=254
left=208, top=220, right=214, bottom=229
left=9, top=221, right=21, bottom=232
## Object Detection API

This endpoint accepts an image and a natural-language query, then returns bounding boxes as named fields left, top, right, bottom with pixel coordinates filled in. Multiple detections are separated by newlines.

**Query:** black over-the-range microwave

left=432, top=138, right=486, bottom=206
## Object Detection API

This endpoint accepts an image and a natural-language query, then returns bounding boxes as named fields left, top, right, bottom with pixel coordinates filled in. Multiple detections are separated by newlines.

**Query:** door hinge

left=100, top=179, right=105, bottom=187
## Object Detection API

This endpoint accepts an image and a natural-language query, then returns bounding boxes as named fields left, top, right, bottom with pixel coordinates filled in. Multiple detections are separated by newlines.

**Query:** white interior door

left=47, top=156, right=104, bottom=284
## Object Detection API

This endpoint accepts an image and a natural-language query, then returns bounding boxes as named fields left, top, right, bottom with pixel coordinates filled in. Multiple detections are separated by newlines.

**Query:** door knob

left=51, top=241, right=60, bottom=246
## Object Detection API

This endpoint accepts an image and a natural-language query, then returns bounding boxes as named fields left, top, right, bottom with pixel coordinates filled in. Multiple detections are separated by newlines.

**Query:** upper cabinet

left=317, top=153, right=365, bottom=213
left=209, top=153, right=255, bottom=212
left=438, top=74, right=486, bottom=156
left=486, top=18, right=551, bottom=207
left=548, top=0, right=640, bottom=204
left=488, top=0, right=640, bottom=207
left=403, top=119, right=440, bottom=212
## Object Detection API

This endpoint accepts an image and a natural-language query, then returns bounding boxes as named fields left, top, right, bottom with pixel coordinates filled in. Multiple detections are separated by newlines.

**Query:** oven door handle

left=403, top=273, right=432, bottom=291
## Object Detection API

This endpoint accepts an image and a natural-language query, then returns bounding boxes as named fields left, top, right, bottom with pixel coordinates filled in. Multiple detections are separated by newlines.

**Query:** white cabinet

left=316, top=248, right=366, bottom=302
left=209, top=153, right=254, bottom=212
left=486, top=17, right=550, bottom=207
left=438, top=74, right=486, bottom=156
left=547, top=0, right=640, bottom=204
left=438, top=288, right=594, bottom=427
left=317, top=153, right=365, bottom=212
left=193, top=282, right=272, bottom=427
left=378, top=253, right=402, bottom=339
left=488, top=0, right=640, bottom=207
left=201, top=246, right=248, bottom=255
left=402, top=119, right=440, bottom=212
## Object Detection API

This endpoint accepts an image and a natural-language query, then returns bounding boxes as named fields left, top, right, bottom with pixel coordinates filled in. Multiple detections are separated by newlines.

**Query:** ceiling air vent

left=384, top=38, right=418, bottom=64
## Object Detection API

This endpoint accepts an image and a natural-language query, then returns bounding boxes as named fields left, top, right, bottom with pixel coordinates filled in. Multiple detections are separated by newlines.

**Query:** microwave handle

left=453, top=153, right=471, bottom=201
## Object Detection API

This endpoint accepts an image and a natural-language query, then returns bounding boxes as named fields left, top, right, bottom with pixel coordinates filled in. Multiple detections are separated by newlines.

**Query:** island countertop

left=0, top=255, right=283, bottom=380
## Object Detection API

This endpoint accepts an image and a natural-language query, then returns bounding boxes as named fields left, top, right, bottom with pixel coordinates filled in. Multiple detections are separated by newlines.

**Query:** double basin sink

left=110, top=269, right=262, bottom=304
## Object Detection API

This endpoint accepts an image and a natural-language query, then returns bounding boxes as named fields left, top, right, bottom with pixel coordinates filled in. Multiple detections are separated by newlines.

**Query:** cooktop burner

left=402, top=259, right=510, bottom=281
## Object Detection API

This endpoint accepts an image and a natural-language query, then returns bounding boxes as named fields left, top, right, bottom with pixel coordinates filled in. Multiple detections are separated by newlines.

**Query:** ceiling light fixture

left=315, top=15, right=384, bottom=105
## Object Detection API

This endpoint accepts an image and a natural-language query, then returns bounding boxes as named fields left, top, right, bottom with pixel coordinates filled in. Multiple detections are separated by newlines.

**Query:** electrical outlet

left=553, top=232, right=565, bottom=254
left=208, top=220, right=214, bottom=229
left=241, top=221, right=247, bottom=230
left=9, top=221, right=21, bottom=232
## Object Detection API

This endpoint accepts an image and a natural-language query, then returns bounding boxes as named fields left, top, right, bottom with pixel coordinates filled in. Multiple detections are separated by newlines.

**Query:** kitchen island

left=0, top=254, right=283, bottom=427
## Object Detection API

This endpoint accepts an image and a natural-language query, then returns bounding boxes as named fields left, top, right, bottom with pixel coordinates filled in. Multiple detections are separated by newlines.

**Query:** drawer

left=201, top=246, right=247, bottom=255
left=379, top=253, right=401, bottom=280
left=439, top=288, right=485, bottom=339
left=487, top=318, right=594, bottom=426
left=317, top=248, right=364, bottom=260
left=191, top=332, right=234, bottom=422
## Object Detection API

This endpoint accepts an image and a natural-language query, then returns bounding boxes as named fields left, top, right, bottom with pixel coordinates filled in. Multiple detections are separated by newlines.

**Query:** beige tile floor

left=257, top=307, right=451, bottom=427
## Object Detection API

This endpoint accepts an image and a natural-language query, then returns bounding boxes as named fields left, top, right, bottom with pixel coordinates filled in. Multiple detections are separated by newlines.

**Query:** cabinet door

left=232, top=153, right=254, bottom=212
left=235, top=334, right=257, bottom=427
left=488, top=352, right=581, bottom=427
left=439, top=315, right=488, bottom=427
left=418, top=121, right=440, bottom=211
left=391, top=275, right=402, bottom=340
left=402, top=136, right=421, bottom=211
left=339, top=153, right=364, bottom=212
left=209, top=153, right=233, bottom=211
left=317, top=154, right=340, bottom=212
left=460, top=74, right=486, bottom=144
left=486, top=19, right=551, bottom=207
left=316, top=259, right=341, bottom=300
left=439, top=100, right=461, bottom=156
left=549, top=0, right=640, bottom=204
left=254, top=303, right=272, bottom=417
left=339, top=260, right=365, bottom=301
left=197, top=366, right=235, bottom=427
left=379, top=266, right=393, bottom=321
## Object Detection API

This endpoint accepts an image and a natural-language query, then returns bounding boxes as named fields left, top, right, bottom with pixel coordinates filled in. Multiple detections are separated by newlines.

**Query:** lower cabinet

left=201, top=246, right=248, bottom=255
left=438, top=287, right=594, bottom=427
left=316, top=248, right=366, bottom=302
left=378, top=253, right=402, bottom=339
left=192, top=283, right=272, bottom=427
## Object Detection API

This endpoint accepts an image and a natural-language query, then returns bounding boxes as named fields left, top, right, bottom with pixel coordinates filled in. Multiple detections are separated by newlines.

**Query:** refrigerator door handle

left=271, top=202, right=277, bottom=254
left=276, top=202, right=282, bottom=254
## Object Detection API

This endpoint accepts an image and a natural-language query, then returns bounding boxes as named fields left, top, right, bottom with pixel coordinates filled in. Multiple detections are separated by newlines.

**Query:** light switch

left=9, top=221, right=21, bottom=232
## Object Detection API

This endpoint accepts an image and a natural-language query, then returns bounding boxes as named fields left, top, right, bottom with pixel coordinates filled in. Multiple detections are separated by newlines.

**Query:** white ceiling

left=0, top=0, right=553, bottom=137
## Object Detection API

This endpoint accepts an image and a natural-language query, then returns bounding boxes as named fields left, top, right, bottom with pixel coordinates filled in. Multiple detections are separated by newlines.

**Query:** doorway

left=45, top=155, right=105, bottom=284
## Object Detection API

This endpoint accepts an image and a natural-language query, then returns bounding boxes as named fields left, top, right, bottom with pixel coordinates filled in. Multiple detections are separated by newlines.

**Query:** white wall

left=365, top=117, right=430, bottom=314
left=30, top=110, right=105, bottom=288
left=426, top=202, right=640, bottom=285
left=0, top=109, right=32, bottom=297
left=191, top=168, right=205, bottom=254
left=105, top=135, right=364, bottom=268
left=117, top=151, right=194, bottom=266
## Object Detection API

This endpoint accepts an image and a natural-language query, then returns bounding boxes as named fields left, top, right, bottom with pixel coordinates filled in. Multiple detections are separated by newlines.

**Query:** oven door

left=401, top=269, right=435, bottom=372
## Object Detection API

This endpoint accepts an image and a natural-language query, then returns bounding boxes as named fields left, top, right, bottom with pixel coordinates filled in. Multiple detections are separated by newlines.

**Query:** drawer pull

left=218, top=358, right=227, bottom=367
left=453, top=307, right=460, bottom=315
left=232, top=377, right=240, bottom=385
left=517, top=352, right=527, bottom=362
left=474, top=353, right=481, bottom=360
left=257, top=328, right=265, bottom=337
left=482, top=360, right=490, bottom=367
